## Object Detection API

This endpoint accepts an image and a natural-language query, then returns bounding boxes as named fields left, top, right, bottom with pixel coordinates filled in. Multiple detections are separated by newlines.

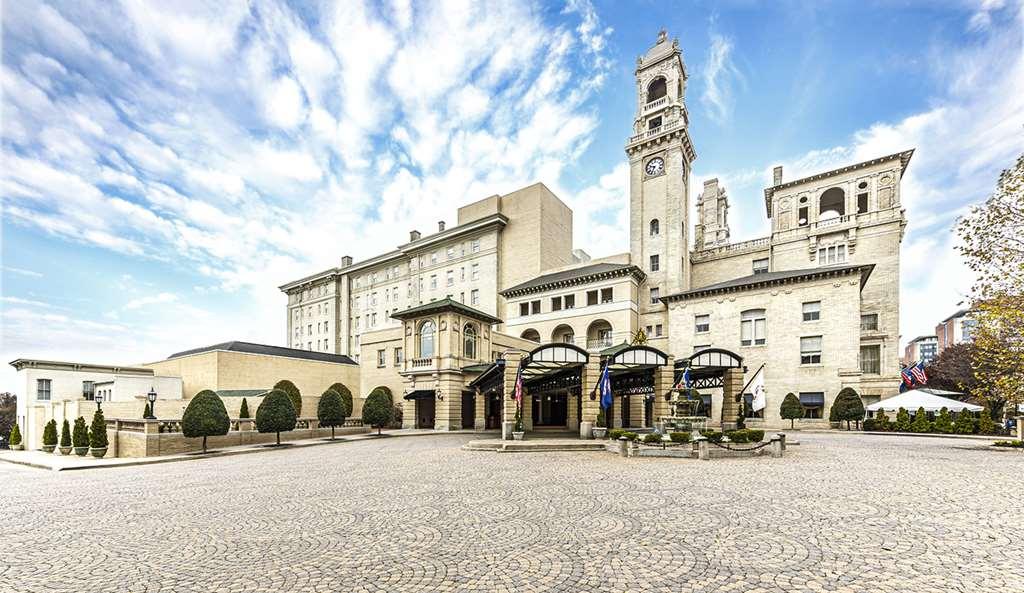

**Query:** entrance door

left=621, top=395, right=631, bottom=428
left=533, top=392, right=568, bottom=427
left=485, top=394, right=502, bottom=429
left=461, top=391, right=475, bottom=429
left=416, top=398, right=436, bottom=429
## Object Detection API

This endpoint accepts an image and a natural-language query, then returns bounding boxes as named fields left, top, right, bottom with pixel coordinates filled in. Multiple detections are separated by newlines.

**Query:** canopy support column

left=722, top=367, right=744, bottom=430
left=580, top=358, right=601, bottom=438
left=654, top=357, right=674, bottom=429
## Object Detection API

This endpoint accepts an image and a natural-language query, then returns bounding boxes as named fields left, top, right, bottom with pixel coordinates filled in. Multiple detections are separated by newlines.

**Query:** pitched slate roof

left=166, top=341, right=357, bottom=365
left=500, top=263, right=646, bottom=298
left=390, top=298, right=502, bottom=325
left=661, top=264, right=874, bottom=302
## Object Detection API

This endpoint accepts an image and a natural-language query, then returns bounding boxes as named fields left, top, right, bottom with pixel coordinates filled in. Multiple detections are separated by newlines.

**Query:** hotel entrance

left=532, top=391, right=568, bottom=427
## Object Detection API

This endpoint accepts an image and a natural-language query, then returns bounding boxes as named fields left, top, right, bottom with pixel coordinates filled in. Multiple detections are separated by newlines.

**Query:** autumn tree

left=925, top=343, right=978, bottom=395
left=956, top=153, right=1024, bottom=419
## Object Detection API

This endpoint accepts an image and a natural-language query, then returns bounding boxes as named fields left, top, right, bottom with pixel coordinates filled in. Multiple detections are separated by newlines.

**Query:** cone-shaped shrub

left=910, top=406, right=931, bottom=433
left=318, top=389, right=347, bottom=439
left=977, top=406, right=996, bottom=434
left=142, top=402, right=151, bottom=419
left=60, top=419, right=72, bottom=447
left=780, top=393, right=802, bottom=429
left=72, top=417, right=88, bottom=448
left=895, top=407, right=912, bottom=432
left=89, top=408, right=108, bottom=450
left=874, top=409, right=891, bottom=432
left=328, top=383, right=353, bottom=417
left=9, top=423, right=22, bottom=447
left=933, top=407, right=954, bottom=434
left=42, top=419, right=58, bottom=447
left=256, top=388, right=297, bottom=445
left=596, top=407, right=607, bottom=428
left=273, top=380, right=302, bottom=417
left=239, top=397, right=250, bottom=419
left=182, top=389, right=230, bottom=453
left=362, top=388, right=394, bottom=436
left=954, top=409, right=975, bottom=434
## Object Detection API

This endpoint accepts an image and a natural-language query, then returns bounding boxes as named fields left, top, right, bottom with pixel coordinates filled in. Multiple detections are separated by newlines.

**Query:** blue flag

left=598, top=364, right=612, bottom=409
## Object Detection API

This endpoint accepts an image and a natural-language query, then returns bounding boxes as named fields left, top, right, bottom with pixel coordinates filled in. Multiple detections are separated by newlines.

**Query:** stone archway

left=676, top=348, right=747, bottom=430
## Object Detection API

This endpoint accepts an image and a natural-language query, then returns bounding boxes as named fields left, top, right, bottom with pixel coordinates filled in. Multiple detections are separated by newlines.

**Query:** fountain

left=658, top=388, right=708, bottom=437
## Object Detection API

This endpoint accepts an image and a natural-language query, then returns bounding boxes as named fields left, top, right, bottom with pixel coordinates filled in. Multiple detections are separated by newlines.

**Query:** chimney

left=773, top=166, right=783, bottom=186
left=438, top=220, right=446, bottom=232
left=409, top=230, right=421, bottom=242
left=340, top=255, right=353, bottom=268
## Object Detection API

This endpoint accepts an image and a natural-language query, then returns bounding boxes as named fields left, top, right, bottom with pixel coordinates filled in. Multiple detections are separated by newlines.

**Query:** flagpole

left=738, top=363, right=766, bottom=397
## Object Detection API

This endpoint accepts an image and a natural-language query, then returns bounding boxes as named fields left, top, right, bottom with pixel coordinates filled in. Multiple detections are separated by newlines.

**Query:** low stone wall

left=104, top=418, right=368, bottom=458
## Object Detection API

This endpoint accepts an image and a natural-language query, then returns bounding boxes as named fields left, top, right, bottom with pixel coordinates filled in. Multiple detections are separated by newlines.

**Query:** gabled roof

left=908, top=335, right=938, bottom=344
left=865, top=389, right=981, bottom=413
left=390, top=298, right=502, bottom=325
left=763, top=150, right=914, bottom=216
left=941, top=309, right=971, bottom=323
left=661, top=264, right=873, bottom=302
left=500, top=263, right=646, bottom=298
left=165, top=341, right=357, bottom=365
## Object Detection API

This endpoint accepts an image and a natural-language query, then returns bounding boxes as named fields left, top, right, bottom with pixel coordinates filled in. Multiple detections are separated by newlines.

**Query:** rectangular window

left=800, top=336, right=822, bottom=364
left=817, top=244, right=847, bottom=265
left=446, top=246, right=455, bottom=259
left=371, top=313, right=377, bottom=326
left=377, top=350, right=386, bottom=367
left=430, top=275, right=437, bottom=289
left=798, top=206, right=809, bottom=226
left=459, top=292, right=465, bottom=303
left=857, top=193, right=869, bottom=214
left=645, top=325, right=653, bottom=336
left=551, top=296, right=562, bottom=311
left=860, top=314, right=879, bottom=331
left=860, top=345, right=881, bottom=374
left=471, top=289, right=479, bottom=305
left=394, top=347, right=404, bottom=365
left=752, top=258, right=769, bottom=275
left=650, top=255, right=660, bottom=272
left=460, top=267, right=465, bottom=281
left=564, top=294, right=575, bottom=309
left=740, top=310, right=767, bottom=346
left=446, top=270, right=454, bottom=287
left=655, top=324, right=663, bottom=337
left=802, top=301, right=821, bottom=322
left=649, top=287, right=660, bottom=304
left=530, top=300, right=541, bottom=315
left=695, top=314, right=710, bottom=333
left=587, top=290, right=598, bottom=306
left=430, top=252, right=438, bottom=264
left=471, top=264, right=479, bottom=280
left=520, top=302, right=530, bottom=316
left=799, top=392, right=825, bottom=419
left=471, top=239, right=481, bottom=252
left=601, top=288, right=613, bottom=303
left=36, top=379, right=51, bottom=401
left=82, top=381, right=95, bottom=400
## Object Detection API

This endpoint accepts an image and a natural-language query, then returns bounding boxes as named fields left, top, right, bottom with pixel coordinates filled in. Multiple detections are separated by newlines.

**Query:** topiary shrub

left=328, top=383, right=354, bottom=418
left=42, top=419, right=58, bottom=449
left=862, top=418, right=876, bottom=431
left=642, top=432, right=663, bottom=444
left=669, top=432, right=690, bottom=443
left=874, top=409, right=891, bottom=431
left=362, top=388, right=394, bottom=436
left=780, top=392, right=802, bottom=429
left=910, top=407, right=931, bottom=433
left=182, top=389, right=231, bottom=453
left=256, top=388, right=297, bottom=445
left=60, top=419, right=72, bottom=448
left=89, top=408, right=108, bottom=452
left=273, top=380, right=302, bottom=417
left=608, top=428, right=626, bottom=441
left=72, top=417, right=88, bottom=451
left=317, top=389, right=347, bottom=440
left=9, top=423, right=22, bottom=447
left=239, top=398, right=250, bottom=419
left=833, top=387, right=866, bottom=430
left=954, top=409, right=975, bottom=434
left=933, top=407, right=954, bottom=434
left=513, top=404, right=524, bottom=433
left=895, top=407, right=912, bottom=432
left=596, top=407, right=607, bottom=428
left=700, top=429, right=723, bottom=443
left=621, top=431, right=639, bottom=442
left=977, top=406, right=996, bottom=435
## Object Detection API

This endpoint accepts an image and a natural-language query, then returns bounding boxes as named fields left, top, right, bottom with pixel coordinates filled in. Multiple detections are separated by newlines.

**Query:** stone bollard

left=580, top=420, right=594, bottom=440
left=502, top=421, right=514, bottom=441
left=1016, top=417, right=1023, bottom=441
left=619, top=436, right=629, bottom=458
left=770, top=435, right=783, bottom=458
left=776, top=433, right=787, bottom=452
left=695, top=436, right=709, bottom=461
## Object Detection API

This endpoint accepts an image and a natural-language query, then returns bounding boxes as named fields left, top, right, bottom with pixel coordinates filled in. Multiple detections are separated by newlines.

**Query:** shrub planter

left=73, top=446, right=89, bottom=456
left=592, top=427, right=607, bottom=439
left=90, top=447, right=107, bottom=459
left=59, top=445, right=73, bottom=455
left=41, top=444, right=56, bottom=453
left=512, top=431, right=525, bottom=441
left=11, top=443, right=23, bottom=451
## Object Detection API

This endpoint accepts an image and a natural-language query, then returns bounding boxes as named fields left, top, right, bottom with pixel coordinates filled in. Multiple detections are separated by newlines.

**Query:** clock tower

left=626, top=30, right=697, bottom=328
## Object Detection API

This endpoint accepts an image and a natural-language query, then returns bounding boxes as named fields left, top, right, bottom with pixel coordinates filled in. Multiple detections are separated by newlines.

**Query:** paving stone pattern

left=1, top=433, right=1021, bottom=592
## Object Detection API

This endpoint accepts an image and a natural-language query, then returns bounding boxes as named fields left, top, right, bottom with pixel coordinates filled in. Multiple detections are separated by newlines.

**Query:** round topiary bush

left=832, top=387, right=865, bottom=430
left=182, top=389, right=231, bottom=453
left=642, top=432, right=662, bottom=444
left=256, top=388, right=297, bottom=446
left=362, top=388, right=394, bottom=436
left=317, top=389, right=347, bottom=440
left=273, top=380, right=302, bottom=417
left=328, top=383, right=354, bottom=418
left=780, top=392, right=802, bottom=429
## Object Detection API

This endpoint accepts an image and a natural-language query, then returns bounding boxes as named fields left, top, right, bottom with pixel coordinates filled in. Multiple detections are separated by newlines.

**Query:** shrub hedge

left=642, top=432, right=663, bottom=444
left=669, top=432, right=690, bottom=443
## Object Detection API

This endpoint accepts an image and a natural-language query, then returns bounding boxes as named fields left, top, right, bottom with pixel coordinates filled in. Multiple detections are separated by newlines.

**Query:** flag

left=900, top=366, right=915, bottom=387
left=598, top=364, right=612, bottom=409
left=748, top=365, right=766, bottom=412
left=910, top=361, right=928, bottom=385
left=674, top=366, right=692, bottom=390
left=513, top=363, right=524, bottom=404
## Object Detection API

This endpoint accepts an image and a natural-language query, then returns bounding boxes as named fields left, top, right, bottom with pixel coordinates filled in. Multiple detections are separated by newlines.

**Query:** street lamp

left=147, top=387, right=158, bottom=420
left=95, top=392, right=104, bottom=410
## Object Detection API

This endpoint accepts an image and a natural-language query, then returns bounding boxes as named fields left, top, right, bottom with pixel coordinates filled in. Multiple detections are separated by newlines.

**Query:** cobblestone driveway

left=2, top=433, right=1021, bottom=593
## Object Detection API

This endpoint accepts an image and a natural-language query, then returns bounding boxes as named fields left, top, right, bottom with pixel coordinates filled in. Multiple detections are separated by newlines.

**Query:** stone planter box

left=636, top=448, right=693, bottom=458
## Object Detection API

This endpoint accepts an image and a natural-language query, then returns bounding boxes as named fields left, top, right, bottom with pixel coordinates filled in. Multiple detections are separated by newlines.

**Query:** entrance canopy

left=403, top=389, right=436, bottom=401
left=675, top=348, right=745, bottom=389
left=521, top=343, right=589, bottom=393
left=466, top=360, right=506, bottom=394
left=602, top=343, right=668, bottom=373
left=865, top=389, right=982, bottom=413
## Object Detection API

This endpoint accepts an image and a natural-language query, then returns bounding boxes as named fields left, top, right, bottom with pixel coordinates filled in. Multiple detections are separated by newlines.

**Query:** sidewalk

left=0, top=428, right=485, bottom=472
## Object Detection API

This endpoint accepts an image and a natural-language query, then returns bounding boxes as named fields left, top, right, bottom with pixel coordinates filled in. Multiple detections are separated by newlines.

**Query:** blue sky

left=2, top=0, right=1022, bottom=394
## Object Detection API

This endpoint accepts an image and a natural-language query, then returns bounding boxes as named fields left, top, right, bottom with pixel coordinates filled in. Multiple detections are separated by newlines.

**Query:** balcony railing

left=411, top=357, right=433, bottom=369
left=643, top=96, right=668, bottom=112
left=627, top=119, right=684, bottom=144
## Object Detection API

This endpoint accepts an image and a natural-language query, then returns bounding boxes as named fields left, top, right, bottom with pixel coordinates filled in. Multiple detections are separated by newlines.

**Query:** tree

left=874, top=409, right=891, bottom=432
left=832, top=388, right=866, bottom=430
left=977, top=405, right=996, bottom=435
left=256, top=389, right=297, bottom=446
left=362, top=388, right=394, bottom=436
left=956, top=154, right=1024, bottom=417
left=89, top=408, right=108, bottom=451
left=954, top=409, right=975, bottom=434
left=926, top=343, right=979, bottom=395
left=273, top=380, right=302, bottom=417
left=933, top=407, right=954, bottom=434
left=60, top=419, right=72, bottom=448
left=317, top=389, right=346, bottom=440
left=780, top=392, right=802, bottom=429
left=8, top=423, right=22, bottom=448
left=42, top=419, right=58, bottom=448
left=328, top=383, right=354, bottom=418
left=910, top=407, right=932, bottom=433
left=239, top=397, right=250, bottom=419
left=182, top=389, right=230, bottom=453
left=0, top=392, right=15, bottom=449
left=895, top=407, right=912, bottom=432
left=72, top=417, right=88, bottom=450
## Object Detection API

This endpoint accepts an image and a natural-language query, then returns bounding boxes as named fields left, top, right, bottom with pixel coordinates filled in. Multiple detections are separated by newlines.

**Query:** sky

left=1, top=0, right=1022, bottom=395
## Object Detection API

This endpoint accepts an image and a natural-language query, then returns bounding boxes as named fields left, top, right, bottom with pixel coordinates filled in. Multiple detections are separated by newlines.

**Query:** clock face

left=645, top=157, right=664, bottom=176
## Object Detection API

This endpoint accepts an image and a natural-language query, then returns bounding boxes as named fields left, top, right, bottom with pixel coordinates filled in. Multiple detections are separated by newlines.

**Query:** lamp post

left=147, top=388, right=158, bottom=420
left=94, top=392, right=104, bottom=411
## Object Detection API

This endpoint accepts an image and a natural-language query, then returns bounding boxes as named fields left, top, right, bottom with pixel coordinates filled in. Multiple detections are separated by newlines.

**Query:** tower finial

left=657, top=29, right=667, bottom=43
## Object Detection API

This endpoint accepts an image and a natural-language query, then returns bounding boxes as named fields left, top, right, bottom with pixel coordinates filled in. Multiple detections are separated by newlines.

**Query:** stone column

left=522, top=388, right=534, bottom=432
left=474, top=390, right=485, bottom=431
left=695, top=436, right=709, bottom=461
left=721, top=368, right=744, bottom=431
left=630, top=394, right=645, bottom=429
left=502, top=352, right=524, bottom=440
left=435, top=375, right=461, bottom=431
left=580, top=359, right=601, bottom=439
left=653, top=358, right=675, bottom=428
left=611, top=396, right=623, bottom=429
left=567, top=389, right=579, bottom=432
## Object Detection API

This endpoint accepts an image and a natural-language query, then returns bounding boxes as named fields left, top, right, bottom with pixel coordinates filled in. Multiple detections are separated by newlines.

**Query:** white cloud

left=700, top=30, right=743, bottom=124
left=263, top=76, right=306, bottom=129
left=2, top=266, right=44, bottom=278
left=123, top=292, right=178, bottom=311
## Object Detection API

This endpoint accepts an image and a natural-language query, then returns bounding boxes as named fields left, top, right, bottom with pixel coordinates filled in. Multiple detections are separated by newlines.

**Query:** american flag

left=910, top=361, right=928, bottom=385
left=513, top=363, right=524, bottom=404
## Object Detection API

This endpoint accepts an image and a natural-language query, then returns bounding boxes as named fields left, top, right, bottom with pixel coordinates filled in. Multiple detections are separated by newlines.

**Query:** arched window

left=647, top=77, right=667, bottom=102
left=650, top=219, right=660, bottom=236
left=463, top=324, right=478, bottom=359
left=521, top=329, right=541, bottom=343
left=740, top=309, right=766, bottom=346
left=819, top=187, right=846, bottom=220
left=419, top=320, right=435, bottom=358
